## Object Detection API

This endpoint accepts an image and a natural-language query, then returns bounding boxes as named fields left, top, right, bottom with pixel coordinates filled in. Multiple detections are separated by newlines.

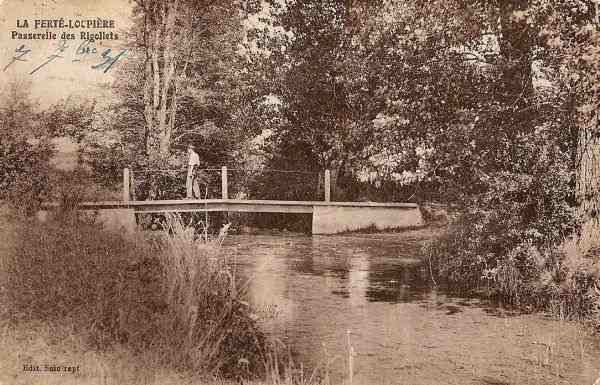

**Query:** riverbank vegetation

left=0, top=207, right=290, bottom=383
left=428, top=210, right=600, bottom=329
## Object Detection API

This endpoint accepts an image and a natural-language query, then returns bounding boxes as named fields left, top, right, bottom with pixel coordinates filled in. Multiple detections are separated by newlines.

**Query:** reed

left=257, top=339, right=333, bottom=385
left=154, top=213, right=266, bottom=378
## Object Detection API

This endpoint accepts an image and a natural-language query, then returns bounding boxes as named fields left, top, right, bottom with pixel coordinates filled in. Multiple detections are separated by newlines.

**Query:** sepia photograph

left=1, top=0, right=600, bottom=384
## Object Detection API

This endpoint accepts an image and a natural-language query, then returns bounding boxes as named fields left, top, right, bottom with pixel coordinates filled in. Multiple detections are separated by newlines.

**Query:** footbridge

left=43, top=167, right=425, bottom=235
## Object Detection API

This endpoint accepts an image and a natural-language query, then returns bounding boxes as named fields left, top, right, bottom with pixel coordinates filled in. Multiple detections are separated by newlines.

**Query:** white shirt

left=188, top=150, right=200, bottom=167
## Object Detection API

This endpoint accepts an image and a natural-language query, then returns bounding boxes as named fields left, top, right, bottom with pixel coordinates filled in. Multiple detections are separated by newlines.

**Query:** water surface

left=224, top=231, right=600, bottom=385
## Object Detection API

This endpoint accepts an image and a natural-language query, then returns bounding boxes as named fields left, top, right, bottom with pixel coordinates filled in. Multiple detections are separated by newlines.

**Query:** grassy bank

left=0, top=208, right=322, bottom=384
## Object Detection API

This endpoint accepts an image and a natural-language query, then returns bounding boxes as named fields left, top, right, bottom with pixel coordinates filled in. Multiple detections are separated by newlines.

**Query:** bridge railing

left=123, top=167, right=332, bottom=203
left=125, top=168, right=223, bottom=201
left=227, top=168, right=323, bottom=201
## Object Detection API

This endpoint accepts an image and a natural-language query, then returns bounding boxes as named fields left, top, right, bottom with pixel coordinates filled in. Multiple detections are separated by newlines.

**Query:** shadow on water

left=364, top=261, right=430, bottom=303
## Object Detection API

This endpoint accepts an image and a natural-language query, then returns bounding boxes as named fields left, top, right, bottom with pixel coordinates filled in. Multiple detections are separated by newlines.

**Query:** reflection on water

left=225, top=233, right=600, bottom=385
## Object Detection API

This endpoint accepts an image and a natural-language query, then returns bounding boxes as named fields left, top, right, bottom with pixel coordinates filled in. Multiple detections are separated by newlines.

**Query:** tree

left=121, top=0, right=255, bottom=161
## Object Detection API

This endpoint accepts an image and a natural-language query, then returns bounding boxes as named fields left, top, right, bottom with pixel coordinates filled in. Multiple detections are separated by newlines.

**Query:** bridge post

left=221, top=166, right=228, bottom=199
left=129, top=169, right=136, bottom=201
left=123, top=167, right=130, bottom=202
left=325, top=169, right=331, bottom=202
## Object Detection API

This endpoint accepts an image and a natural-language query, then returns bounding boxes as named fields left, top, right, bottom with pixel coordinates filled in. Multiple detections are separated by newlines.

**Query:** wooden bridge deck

left=70, top=199, right=419, bottom=214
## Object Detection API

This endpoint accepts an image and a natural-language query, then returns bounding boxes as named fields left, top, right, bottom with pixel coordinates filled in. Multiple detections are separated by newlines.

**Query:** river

left=224, top=230, right=600, bottom=385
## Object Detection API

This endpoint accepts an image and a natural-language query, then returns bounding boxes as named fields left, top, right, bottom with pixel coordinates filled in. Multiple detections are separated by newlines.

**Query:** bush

left=429, top=191, right=600, bottom=327
left=428, top=154, right=582, bottom=308
left=2, top=212, right=267, bottom=380
left=0, top=135, right=54, bottom=214
left=428, top=208, right=545, bottom=299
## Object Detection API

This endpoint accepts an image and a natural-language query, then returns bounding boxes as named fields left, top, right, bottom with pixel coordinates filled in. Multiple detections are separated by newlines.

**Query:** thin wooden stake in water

left=347, top=329, right=354, bottom=385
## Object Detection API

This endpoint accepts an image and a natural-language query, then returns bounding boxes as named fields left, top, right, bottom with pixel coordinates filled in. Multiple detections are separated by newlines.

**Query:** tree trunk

left=158, top=0, right=179, bottom=157
left=143, top=3, right=154, bottom=156
left=576, top=115, right=600, bottom=253
left=575, top=2, right=600, bottom=254
left=140, top=0, right=180, bottom=160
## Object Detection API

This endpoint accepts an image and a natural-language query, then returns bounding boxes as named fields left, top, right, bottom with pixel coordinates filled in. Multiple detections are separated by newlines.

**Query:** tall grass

left=1, top=208, right=267, bottom=381
left=153, top=214, right=266, bottom=378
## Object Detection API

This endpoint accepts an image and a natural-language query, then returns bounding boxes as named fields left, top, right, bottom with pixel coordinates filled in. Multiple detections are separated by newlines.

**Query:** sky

left=0, top=0, right=133, bottom=107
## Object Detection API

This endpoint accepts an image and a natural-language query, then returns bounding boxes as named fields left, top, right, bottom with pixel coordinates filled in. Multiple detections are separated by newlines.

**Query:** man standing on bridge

left=186, top=144, right=201, bottom=199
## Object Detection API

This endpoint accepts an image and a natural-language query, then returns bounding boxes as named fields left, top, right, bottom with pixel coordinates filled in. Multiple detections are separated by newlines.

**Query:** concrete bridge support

left=311, top=204, right=424, bottom=234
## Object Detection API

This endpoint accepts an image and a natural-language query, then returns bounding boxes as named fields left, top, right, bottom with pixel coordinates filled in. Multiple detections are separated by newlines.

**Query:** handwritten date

left=3, top=39, right=127, bottom=75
